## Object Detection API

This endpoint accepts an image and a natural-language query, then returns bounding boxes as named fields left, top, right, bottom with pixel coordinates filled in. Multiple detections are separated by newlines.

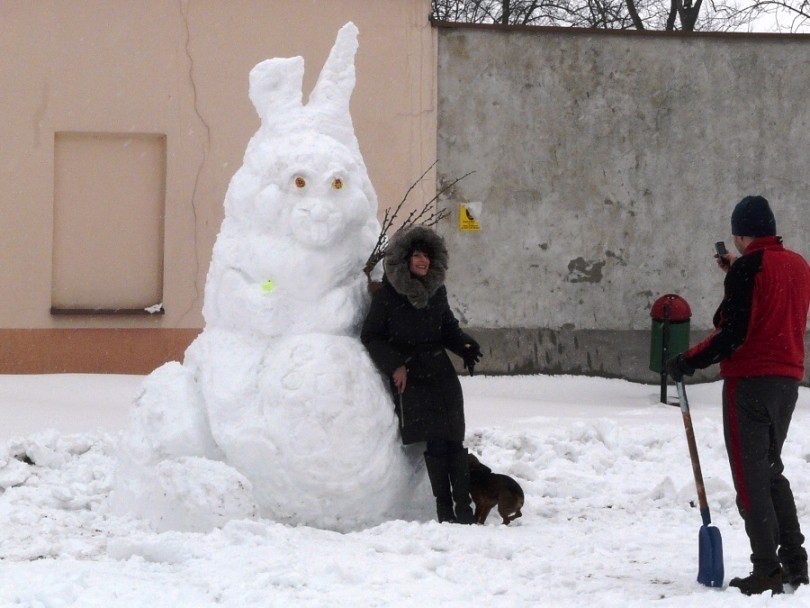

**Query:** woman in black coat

left=361, top=225, right=482, bottom=524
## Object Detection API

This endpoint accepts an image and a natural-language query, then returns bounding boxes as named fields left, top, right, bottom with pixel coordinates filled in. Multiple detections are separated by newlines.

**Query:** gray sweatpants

left=723, top=376, right=805, bottom=575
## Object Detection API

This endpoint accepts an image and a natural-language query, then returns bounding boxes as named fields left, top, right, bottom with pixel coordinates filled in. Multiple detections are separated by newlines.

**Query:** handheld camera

left=715, top=241, right=730, bottom=268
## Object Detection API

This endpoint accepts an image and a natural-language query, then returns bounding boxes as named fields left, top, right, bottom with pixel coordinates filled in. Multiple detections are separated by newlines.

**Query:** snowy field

left=1, top=373, right=810, bottom=607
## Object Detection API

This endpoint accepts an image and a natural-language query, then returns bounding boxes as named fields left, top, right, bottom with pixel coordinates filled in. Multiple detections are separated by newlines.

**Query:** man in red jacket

left=668, top=195, right=810, bottom=596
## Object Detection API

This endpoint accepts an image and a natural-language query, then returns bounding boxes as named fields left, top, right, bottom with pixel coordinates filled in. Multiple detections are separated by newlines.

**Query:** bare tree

left=431, top=0, right=771, bottom=30
left=713, top=0, right=810, bottom=31
left=432, top=0, right=560, bottom=25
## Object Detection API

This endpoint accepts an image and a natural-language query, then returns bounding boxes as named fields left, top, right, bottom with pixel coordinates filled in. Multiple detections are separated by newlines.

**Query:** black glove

left=665, top=353, right=695, bottom=382
left=462, top=342, right=482, bottom=376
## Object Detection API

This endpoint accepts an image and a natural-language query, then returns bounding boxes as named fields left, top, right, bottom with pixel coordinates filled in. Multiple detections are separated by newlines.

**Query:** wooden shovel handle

left=677, top=381, right=711, bottom=518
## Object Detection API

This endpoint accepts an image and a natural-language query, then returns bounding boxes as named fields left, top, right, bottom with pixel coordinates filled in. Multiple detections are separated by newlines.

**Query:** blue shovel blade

left=697, top=525, right=724, bottom=587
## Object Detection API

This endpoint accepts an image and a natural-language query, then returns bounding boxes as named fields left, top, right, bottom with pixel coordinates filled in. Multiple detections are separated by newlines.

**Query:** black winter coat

left=361, top=226, right=476, bottom=445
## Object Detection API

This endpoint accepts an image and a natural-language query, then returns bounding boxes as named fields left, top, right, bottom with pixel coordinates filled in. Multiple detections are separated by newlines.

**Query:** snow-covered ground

left=1, top=372, right=809, bottom=606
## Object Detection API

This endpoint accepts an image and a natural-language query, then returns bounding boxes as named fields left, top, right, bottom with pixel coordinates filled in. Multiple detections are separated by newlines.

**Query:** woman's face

left=409, top=250, right=430, bottom=277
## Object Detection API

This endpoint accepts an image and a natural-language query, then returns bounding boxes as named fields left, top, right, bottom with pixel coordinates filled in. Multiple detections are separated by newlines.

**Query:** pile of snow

left=1, top=374, right=809, bottom=606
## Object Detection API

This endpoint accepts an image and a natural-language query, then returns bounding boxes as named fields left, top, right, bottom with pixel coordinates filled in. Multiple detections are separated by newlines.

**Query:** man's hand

left=666, top=354, right=695, bottom=382
left=715, top=252, right=736, bottom=273
left=392, top=365, right=407, bottom=394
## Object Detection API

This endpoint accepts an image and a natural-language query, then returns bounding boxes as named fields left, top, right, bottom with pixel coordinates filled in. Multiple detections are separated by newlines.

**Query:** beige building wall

left=0, top=0, right=437, bottom=373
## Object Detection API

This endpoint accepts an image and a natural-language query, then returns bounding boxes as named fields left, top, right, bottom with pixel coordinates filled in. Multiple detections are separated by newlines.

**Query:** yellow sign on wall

left=459, top=202, right=481, bottom=231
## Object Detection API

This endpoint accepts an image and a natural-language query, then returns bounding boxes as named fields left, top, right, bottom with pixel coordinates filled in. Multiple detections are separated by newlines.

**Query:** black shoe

left=781, top=548, right=809, bottom=587
left=453, top=503, right=475, bottom=525
left=436, top=500, right=457, bottom=524
left=728, top=570, right=784, bottom=596
left=782, top=564, right=809, bottom=588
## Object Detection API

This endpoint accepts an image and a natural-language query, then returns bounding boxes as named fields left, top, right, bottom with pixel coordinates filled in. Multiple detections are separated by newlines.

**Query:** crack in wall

left=34, top=83, right=49, bottom=148
left=177, top=0, right=210, bottom=326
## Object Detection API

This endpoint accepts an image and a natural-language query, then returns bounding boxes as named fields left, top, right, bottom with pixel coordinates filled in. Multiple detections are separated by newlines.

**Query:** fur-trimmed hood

left=383, top=226, right=448, bottom=309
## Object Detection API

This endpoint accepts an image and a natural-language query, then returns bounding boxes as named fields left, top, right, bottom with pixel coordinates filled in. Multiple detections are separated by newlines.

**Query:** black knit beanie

left=731, top=195, right=776, bottom=237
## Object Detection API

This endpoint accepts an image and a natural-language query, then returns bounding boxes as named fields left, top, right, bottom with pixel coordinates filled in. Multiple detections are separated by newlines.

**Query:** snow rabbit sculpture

left=112, top=23, right=426, bottom=533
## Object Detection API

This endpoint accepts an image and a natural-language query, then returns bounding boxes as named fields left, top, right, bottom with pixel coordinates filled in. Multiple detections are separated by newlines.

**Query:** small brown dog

left=467, top=453, right=524, bottom=525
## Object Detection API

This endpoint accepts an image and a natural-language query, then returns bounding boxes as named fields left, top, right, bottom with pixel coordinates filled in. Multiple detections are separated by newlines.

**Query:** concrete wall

left=0, top=0, right=436, bottom=373
left=436, top=24, right=810, bottom=384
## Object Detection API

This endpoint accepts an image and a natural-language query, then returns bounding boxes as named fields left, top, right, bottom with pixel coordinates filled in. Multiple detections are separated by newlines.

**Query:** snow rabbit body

left=112, top=23, right=426, bottom=533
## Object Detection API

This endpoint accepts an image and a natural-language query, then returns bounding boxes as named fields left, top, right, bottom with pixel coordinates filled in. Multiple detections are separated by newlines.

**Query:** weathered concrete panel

left=451, top=327, right=810, bottom=386
left=437, top=26, right=810, bottom=383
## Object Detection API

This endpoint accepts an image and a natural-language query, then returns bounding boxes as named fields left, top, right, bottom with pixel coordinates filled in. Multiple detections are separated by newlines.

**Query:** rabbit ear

left=307, top=22, right=359, bottom=154
left=248, top=56, right=305, bottom=127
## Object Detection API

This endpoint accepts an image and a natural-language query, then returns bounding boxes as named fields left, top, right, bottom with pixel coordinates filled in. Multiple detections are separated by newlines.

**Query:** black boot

left=424, top=452, right=456, bottom=523
left=447, top=448, right=475, bottom=525
left=729, top=569, right=784, bottom=596
left=780, top=547, right=809, bottom=587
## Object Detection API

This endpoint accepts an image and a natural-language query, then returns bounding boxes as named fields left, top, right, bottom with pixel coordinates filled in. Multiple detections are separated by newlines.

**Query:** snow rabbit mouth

left=290, top=202, right=342, bottom=246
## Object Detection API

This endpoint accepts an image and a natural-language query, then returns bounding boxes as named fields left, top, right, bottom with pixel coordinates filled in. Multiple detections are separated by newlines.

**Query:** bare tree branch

left=363, top=166, right=474, bottom=281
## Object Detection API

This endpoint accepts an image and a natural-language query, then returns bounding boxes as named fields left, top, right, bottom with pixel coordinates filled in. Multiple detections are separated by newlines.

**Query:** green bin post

left=649, top=294, right=692, bottom=404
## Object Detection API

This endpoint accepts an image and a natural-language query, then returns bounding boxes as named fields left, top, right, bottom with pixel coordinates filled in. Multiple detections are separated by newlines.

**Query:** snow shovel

left=676, top=379, right=724, bottom=588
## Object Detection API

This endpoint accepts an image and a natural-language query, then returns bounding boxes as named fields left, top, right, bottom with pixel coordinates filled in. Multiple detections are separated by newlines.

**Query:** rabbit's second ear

left=249, top=56, right=305, bottom=126
left=308, top=22, right=357, bottom=120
